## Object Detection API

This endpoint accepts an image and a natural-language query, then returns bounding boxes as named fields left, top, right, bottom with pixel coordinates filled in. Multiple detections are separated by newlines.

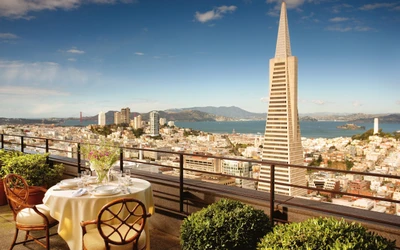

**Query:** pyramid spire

left=275, top=1, right=292, bottom=58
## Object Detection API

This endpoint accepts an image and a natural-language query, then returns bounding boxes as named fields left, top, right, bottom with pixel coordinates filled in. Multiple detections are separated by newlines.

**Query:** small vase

left=95, top=169, right=110, bottom=184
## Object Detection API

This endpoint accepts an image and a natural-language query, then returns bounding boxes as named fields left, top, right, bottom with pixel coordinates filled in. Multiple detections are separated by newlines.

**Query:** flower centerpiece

left=81, top=138, right=120, bottom=184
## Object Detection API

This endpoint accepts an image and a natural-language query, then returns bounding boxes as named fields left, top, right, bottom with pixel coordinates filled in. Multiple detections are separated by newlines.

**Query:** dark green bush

left=257, top=217, right=396, bottom=250
left=180, top=198, right=272, bottom=250
left=0, top=151, right=64, bottom=187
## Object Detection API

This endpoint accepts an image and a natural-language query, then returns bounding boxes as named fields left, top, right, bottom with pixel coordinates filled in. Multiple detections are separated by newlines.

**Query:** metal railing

left=1, top=133, right=400, bottom=227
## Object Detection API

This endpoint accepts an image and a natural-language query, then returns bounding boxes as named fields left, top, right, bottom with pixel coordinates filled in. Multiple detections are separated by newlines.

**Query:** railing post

left=119, top=148, right=123, bottom=171
left=45, top=139, right=49, bottom=153
left=77, top=143, right=81, bottom=173
left=20, top=136, right=24, bottom=152
left=270, top=164, right=275, bottom=224
left=0, top=134, right=3, bottom=149
left=179, top=153, right=184, bottom=213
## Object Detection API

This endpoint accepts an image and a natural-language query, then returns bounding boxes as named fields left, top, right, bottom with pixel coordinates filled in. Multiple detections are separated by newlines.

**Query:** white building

left=159, top=118, right=167, bottom=126
left=133, top=115, right=142, bottom=129
left=98, top=111, right=106, bottom=126
left=259, top=2, right=305, bottom=196
left=149, top=111, right=160, bottom=136
left=221, top=160, right=254, bottom=189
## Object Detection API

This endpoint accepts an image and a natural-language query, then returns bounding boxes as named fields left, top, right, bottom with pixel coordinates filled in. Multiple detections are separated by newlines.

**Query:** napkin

left=72, top=188, right=87, bottom=197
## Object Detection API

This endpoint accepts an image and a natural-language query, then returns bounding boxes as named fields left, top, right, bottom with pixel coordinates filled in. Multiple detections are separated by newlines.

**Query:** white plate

left=95, top=185, right=118, bottom=195
left=92, top=188, right=120, bottom=196
left=86, top=176, right=98, bottom=184
left=59, top=179, right=80, bottom=188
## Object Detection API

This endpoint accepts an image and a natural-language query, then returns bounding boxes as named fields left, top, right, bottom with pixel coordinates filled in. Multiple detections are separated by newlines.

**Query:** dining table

left=43, top=177, right=154, bottom=250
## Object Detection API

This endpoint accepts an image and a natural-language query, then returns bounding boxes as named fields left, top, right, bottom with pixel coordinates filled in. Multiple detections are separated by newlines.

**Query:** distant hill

left=350, top=114, right=400, bottom=123
left=166, top=106, right=266, bottom=120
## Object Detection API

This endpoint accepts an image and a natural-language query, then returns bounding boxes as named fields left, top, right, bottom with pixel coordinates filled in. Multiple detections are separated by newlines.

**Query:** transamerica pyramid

left=258, top=1, right=306, bottom=196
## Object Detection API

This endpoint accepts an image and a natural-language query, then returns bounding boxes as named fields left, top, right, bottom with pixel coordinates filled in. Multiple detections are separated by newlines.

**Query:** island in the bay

left=336, top=123, right=366, bottom=130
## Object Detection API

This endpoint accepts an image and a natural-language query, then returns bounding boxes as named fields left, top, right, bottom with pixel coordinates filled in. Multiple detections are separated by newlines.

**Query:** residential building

left=150, top=111, right=159, bottom=136
left=114, top=111, right=121, bottom=125
left=133, top=115, right=142, bottom=129
left=121, top=107, right=130, bottom=124
left=98, top=111, right=106, bottom=126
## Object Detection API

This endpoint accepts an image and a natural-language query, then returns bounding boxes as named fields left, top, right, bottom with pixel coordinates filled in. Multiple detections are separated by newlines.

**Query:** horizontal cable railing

left=1, top=133, right=400, bottom=227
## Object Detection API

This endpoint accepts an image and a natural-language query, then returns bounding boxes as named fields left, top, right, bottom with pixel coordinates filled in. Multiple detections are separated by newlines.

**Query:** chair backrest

left=3, top=173, right=30, bottom=219
left=97, top=198, right=150, bottom=248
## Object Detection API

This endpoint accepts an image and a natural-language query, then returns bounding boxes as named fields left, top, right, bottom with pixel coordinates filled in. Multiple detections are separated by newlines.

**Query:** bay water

left=175, top=121, right=400, bottom=139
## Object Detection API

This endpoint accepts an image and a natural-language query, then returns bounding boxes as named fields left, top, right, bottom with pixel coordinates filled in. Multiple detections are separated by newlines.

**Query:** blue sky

left=0, top=0, right=399, bottom=118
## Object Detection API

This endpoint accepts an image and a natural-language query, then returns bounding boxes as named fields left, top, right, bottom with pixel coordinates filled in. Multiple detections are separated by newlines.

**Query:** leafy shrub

left=0, top=151, right=64, bottom=187
left=257, top=217, right=395, bottom=250
left=180, top=198, right=272, bottom=250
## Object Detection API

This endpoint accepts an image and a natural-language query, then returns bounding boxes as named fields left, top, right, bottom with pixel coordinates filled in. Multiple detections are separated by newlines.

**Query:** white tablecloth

left=43, top=178, right=154, bottom=250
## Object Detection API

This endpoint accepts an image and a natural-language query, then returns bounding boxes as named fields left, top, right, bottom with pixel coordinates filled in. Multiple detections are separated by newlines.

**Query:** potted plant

left=180, top=198, right=272, bottom=250
left=0, top=151, right=64, bottom=205
left=257, top=217, right=396, bottom=249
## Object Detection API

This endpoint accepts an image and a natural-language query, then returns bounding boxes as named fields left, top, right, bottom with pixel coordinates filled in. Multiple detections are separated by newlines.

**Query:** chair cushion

left=16, top=204, right=57, bottom=226
left=83, top=223, right=146, bottom=250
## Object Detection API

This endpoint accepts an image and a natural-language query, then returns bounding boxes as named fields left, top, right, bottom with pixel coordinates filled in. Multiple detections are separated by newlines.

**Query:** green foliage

left=352, top=128, right=396, bottom=141
left=0, top=151, right=64, bottom=187
left=180, top=198, right=272, bottom=250
left=345, top=159, right=354, bottom=170
left=308, top=154, right=323, bottom=167
left=131, top=128, right=144, bottom=138
left=257, top=217, right=395, bottom=250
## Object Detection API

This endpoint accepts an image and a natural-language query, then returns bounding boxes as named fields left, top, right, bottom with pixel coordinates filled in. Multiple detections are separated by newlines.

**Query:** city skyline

left=0, top=0, right=399, bottom=118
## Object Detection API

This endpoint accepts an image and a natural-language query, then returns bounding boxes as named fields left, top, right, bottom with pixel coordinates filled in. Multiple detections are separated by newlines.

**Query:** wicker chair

left=81, top=197, right=151, bottom=250
left=3, top=173, right=58, bottom=249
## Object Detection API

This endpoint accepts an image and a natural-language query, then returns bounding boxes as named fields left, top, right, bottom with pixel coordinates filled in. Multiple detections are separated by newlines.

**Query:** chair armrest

left=36, top=186, right=48, bottom=193
left=80, top=219, right=97, bottom=235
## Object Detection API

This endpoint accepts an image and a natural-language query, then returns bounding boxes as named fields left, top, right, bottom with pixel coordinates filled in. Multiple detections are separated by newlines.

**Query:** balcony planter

left=180, top=198, right=272, bottom=250
left=0, top=150, right=64, bottom=191
left=257, top=217, right=396, bottom=250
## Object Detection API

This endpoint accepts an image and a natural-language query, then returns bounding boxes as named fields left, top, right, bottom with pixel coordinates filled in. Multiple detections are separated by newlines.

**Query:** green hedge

left=180, top=198, right=272, bottom=250
left=0, top=150, right=64, bottom=187
left=257, top=217, right=396, bottom=250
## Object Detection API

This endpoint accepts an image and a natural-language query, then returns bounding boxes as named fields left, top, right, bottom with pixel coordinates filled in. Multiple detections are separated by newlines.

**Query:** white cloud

left=396, top=100, right=400, bottom=105
left=352, top=101, right=363, bottom=107
left=0, top=86, right=69, bottom=96
left=260, top=97, right=269, bottom=103
left=359, top=3, right=398, bottom=11
left=67, top=58, right=77, bottom=61
left=0, top=0, right=136, bottom=19
left=326, top=25, right=373, bottom=32
left=331, top=4, right=353, bottom=14
left=0, top=60, right=91, bottom=87
left=135, top=52, right=144, bottom=56
left=266, top=0, right=305, bottom=9
left=311, top=100, right=325, bottom=105
left=67, top=48, right=85, bottom=54
left=329, top=17, right=349, bottom=22
left=266, top=0, right=305, bottom=17
left=194, top=5, right=237, bottom=23
left=0, top=33, right=18, bottom=39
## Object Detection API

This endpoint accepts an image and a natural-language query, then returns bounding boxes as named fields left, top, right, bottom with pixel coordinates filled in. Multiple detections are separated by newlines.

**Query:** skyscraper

left=149, top=111, right=160, bottom=136
left=114, top=111, right=121, bottom=125
left=121, top=107, right=130, bottom=124
left=258, top=2, right=306, bottom=196
left=98, top=111, right=106, bottom=126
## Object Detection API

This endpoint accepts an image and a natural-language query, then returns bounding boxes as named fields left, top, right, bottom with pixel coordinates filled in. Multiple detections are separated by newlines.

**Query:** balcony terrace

left=1, top=133, right=400, bottom=249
